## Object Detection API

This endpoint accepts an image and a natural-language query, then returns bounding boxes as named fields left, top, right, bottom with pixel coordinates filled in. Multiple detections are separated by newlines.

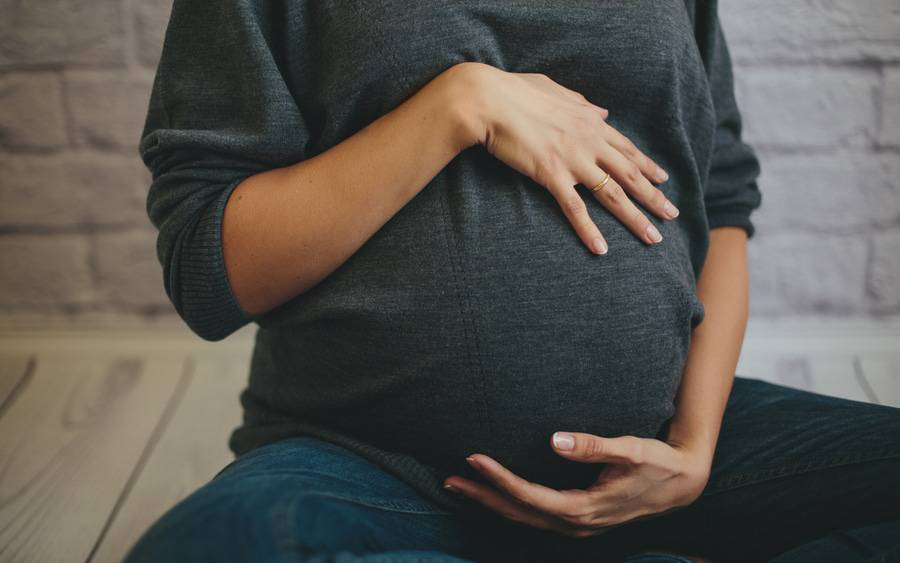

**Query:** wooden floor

left=0, top=319, right=898, bottom=563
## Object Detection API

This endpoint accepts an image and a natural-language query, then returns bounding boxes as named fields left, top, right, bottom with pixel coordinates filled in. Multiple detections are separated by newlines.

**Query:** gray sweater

left=140, top=0, right=762, bottom=515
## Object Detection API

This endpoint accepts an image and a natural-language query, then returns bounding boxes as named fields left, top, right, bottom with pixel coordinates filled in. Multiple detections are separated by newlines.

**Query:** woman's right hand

left=451, top=62, right=680, bottom=255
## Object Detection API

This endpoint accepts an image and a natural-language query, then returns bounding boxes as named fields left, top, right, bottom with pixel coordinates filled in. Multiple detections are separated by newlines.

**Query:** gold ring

left=590, top=171, right=611, bottom=193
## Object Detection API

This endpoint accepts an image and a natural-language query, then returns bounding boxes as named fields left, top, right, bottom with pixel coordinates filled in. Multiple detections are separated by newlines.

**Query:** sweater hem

left=227, top=421, right=496, bottom=518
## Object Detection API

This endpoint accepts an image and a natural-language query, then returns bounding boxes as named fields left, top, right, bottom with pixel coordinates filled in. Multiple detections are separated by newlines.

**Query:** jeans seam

left=285, top=491, right=454, bottom=515
left=702, top=447, right=900, bottom=497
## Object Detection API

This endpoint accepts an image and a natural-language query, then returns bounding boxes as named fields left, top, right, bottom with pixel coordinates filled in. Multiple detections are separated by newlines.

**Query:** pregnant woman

left=126, top=1, right=900, bottom=562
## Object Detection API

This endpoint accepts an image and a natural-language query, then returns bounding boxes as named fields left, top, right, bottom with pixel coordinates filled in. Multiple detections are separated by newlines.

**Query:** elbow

left=160, top=228, right=255, bottom=343
left=172, top=284, right=253, bottom=342
left=150, top=175, right=259, bottom=342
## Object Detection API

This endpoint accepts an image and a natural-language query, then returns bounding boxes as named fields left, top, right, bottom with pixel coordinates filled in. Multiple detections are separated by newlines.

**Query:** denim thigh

left=122, top=437, right=501, bottom=563
left=543, top=375, right=900, bottom=562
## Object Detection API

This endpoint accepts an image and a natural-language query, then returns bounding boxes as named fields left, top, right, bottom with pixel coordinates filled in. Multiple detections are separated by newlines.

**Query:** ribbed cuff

left=706, top=209, right=756, bottom=239
left=176, top=177, right=262, bottom=341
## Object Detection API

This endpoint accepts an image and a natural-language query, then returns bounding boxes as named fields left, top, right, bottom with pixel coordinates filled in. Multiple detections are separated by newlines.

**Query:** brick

left=735, top=67, right=879, bottom=149
left=0, top=0, right=125, bottom=67
left=0, top=73, right=67, bottom=149
left=0, top=152, right=151, bottom=228
left=749, top=233, right=868, bottom=313
left=0, top=235, right=93, bottom=306
left=93, top=230, right=171, bottom=308
left=868, top=232, right=900, bottom=308
left=750, top=151, right=900, bottom=233
left=720, top=0, right=900, bottom=63
left=880, top=68, right=900, bottom=148
left=135, top=0, right=174, bottom=68
left=66, top=72, right=153, bottom=150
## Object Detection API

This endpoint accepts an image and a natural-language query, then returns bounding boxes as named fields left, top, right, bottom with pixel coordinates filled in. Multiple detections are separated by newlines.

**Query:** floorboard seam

left=83, top=355, right=196, bottom=563
left=0, top=356, right=36, bottom=420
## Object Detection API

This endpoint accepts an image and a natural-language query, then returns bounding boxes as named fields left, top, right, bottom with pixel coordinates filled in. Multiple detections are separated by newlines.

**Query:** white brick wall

left=0, top=0, right=897, bottom=328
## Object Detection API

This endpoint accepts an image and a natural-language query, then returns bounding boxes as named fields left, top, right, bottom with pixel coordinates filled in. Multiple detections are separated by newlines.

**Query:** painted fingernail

left=592, top=237, right=608, bottom=255
left=663, top=200, right=680, bottom=219
left=656, top=166, right=669, bottom=182
left=646, top=223, right=663, bottom=243
left=553, top=432, right=575, bottom=451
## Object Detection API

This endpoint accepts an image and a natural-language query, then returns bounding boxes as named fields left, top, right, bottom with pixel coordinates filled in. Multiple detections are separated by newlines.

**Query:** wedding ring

left=590, top=171, right=612, bottom=193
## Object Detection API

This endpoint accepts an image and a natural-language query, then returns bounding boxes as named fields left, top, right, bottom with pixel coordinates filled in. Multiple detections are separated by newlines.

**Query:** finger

left=465, top=454, right=593, bottom=518
left=595, top=140, right=679, bottom=223
left=581, top=164, right=664, bottom=246
left=601, top=122, right=669, bottom=185
left=551, top=433, right=647, bottom=465
left=444, top=476, right=568, bottom=533
left=545, top=175, right=608, bottom=255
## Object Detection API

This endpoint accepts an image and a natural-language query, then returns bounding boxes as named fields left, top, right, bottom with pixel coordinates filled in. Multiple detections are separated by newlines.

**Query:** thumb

left=551, top=432, right=641, bottom=464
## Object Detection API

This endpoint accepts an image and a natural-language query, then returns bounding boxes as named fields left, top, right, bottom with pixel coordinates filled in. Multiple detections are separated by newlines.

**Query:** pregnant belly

left=251, top=166, right=705, bottom=490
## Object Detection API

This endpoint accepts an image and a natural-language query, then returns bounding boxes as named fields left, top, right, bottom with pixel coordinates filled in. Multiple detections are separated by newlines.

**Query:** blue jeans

left=123, top=376, right=900, bottom=562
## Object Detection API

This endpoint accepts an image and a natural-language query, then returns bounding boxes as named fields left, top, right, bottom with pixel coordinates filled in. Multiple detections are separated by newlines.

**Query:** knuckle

left=560, top=506, right=591, bottom=526
left=571, top=90, right=589, bottom=103
left=626, top=437, right=645, bottom=464
left=512, top=491, right=536, bottom=510
left=625, top=163, right=642, bottom=185
left=533, top=152, right=559, bottom=185
left=648, top=188, right=667, bottom=208
left=570, top=113, right=594, bottom=138
left=601, top=182, right=626, bottom=205
left=622, top=139, right=639, bottom=159
left=563, top=195, right=587, bottom=217
left=582, top=437, right=604, bottom=459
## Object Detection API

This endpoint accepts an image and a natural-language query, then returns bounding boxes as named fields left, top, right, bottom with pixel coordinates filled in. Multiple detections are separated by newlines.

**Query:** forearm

left=666, top=226, right=750, bottom=464
left=222, top=63, right=485, bottom=315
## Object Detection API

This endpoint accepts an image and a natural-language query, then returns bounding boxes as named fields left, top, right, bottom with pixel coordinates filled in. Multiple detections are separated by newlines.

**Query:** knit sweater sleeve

left=693, top=0, right=763, bottom=238
left=139, top=0, right=311, bottom=341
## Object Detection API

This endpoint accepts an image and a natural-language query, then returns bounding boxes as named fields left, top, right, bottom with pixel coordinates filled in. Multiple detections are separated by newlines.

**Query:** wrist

left=668, top=431, right=716, bottom=467
left=436, top=61, right=494, bottom=151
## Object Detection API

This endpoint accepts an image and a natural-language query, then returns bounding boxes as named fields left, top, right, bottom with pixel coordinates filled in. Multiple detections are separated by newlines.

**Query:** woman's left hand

left=442, top=432, right=713, bottom=538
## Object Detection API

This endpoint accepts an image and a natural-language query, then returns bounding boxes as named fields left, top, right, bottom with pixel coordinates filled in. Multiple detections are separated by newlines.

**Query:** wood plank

left=857, top=355, right=900, bottom=408
left=90, top=354, right=248, bottom=563
left=806, top=355, right=871, bottom=403
left=0, top=354, right=187, bottom=563
left=0, top=355, right=32, bottom=411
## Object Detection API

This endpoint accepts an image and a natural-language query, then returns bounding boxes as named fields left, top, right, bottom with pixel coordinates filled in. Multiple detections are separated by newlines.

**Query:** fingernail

left=466, top=455, right=479, bottom=468
left=553, top=432, right=575, bottom=451
left=592, top=237, right=608, bottom=255
left=646, top=223, right=663, bottom=243
left=656, top=166, right=669, bottom=182
left=663, top=200, right=680, bottom=219
left=444, top=482, right=460, bottom=493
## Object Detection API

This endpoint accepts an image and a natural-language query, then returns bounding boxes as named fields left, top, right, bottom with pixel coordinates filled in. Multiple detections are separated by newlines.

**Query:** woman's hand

left=454, top=62, right=680, bottom=255
left=442, top=432, right=713, bottom=539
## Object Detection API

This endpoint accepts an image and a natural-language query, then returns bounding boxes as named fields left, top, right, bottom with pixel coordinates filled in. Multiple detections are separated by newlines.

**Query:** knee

left=122, top=487, right=396, bottom=563
left=122, top=484, right=286, bottom=563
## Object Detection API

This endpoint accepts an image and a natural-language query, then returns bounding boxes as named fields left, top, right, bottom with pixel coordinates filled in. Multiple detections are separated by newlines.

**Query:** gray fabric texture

left=139, top=0, right=762, bottom=514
